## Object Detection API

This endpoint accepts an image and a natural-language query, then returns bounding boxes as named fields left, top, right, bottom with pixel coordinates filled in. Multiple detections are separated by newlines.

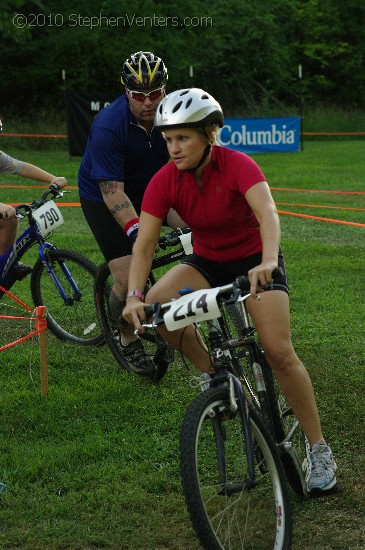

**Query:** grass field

left=0, top=141, right=364, bottom=549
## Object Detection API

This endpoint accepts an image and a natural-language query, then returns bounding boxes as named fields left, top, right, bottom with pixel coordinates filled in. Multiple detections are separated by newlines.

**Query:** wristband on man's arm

left=124, top=218, right=139, bottom=238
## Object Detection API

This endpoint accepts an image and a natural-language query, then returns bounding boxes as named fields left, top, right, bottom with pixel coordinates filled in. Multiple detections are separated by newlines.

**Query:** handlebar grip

left=143, top=305, right=155, bottom=319
left=272, top=267, right=284, bottom=280
left=158, top=227, right=192, bottom=250
left=235, top=267, right=284, bottom=293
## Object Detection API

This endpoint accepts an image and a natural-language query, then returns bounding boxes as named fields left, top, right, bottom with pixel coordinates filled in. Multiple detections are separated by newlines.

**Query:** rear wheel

left=31, top=249, right=103, bottom=345
left=180, top=386, right=292, bottom=549
left=94, top=263, right=172, bottom=382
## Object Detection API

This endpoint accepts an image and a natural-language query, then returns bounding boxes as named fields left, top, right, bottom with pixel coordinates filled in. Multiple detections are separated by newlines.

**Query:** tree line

left=1, top=0, right=364, bottom=120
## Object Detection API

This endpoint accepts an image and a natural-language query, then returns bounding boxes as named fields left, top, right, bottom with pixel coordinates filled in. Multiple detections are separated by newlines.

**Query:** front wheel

left=94, top=263, right=172, bottom=382
left=180, top=386, right=292, bottom=549
left=261, top=356, right=309, bottom=496
left=31, top=249, right=103, bottom=346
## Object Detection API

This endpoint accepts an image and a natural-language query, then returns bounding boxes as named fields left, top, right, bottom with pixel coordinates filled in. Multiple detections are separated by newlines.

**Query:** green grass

left=0, top=141, right=365, bottom=548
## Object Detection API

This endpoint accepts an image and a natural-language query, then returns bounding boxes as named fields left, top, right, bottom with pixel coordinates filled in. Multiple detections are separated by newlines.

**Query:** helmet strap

left=189, top=143, right=212, bottom=173
left=189, top=128, right=212, bottom=172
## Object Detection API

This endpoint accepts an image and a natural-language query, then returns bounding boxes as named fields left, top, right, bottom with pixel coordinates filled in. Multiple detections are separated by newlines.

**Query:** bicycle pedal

left=154, top=343, right=174, bottom=365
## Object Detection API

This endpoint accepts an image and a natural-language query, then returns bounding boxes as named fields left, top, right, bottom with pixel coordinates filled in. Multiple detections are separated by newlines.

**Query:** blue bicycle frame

left=0, top=197, right=81, bottom=304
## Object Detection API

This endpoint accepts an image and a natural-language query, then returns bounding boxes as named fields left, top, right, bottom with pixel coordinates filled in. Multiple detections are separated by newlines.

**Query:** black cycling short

left=80, top=198, right=132, bottom=262
left=181, top=250, right=289, bottom=293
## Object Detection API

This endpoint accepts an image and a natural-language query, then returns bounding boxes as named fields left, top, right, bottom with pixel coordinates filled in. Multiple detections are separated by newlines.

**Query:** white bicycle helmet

left=154, top=88, right=224, bottom=131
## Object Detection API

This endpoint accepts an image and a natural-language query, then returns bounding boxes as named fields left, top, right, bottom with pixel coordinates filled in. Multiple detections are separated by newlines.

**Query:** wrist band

left=124, top=218, right=139, bottom=237
left=126, top=290, right=145, bottom=301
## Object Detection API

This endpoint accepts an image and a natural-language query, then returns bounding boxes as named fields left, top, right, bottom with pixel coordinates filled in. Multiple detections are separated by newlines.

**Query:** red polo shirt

left=142, top=145, right=266, bottom=262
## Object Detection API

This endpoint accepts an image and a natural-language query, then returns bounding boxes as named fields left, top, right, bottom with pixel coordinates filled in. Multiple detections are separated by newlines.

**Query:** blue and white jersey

left=78, top=94, right=169, bottom=214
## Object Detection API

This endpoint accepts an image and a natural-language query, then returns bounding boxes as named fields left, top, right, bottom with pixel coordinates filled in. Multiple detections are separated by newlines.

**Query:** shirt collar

left=176, top=144, right=220, bottom=183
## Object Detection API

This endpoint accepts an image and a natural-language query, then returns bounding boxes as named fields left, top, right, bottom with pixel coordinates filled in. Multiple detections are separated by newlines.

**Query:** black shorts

left=80, top=197, right=132, bottom=262
left=181, top=250, right=289, bottom=293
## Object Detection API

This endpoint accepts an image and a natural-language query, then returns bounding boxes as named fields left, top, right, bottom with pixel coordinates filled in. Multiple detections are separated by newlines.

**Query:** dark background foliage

left=1, top=0, right=365, bottom=120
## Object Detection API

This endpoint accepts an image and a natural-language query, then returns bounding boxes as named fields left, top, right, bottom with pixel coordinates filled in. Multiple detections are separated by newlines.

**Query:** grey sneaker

left=121, top=339, right=157, bottom=376
left=198, top=372, right=212, bottom=391
left=190, top=372, right=212, bottom=392
left=306, top=443, right=337, bottom=494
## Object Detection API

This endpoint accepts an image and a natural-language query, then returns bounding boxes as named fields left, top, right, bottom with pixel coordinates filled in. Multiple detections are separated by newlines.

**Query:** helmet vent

left=180, top=90, right=189, bottom=96
left=185, top=98, right=193, bottom=109
left=201, top=94, right=209, bottom=100
left=172, top=101, right=183, bottom=113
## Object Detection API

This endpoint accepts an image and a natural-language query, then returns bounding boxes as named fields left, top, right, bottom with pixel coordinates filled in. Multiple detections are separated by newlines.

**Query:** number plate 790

left=32, top=200, right=64, bottom=237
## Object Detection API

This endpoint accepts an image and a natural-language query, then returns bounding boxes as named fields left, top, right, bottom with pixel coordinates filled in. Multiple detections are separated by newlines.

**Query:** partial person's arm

left=122, top=212, right=163, bottom=331
left=0, top=203, right=16, bottom=218
left=245, top=181, right=281, bottom=297
left=19, top=163, right=67, bottom=189
left=99, top=180, right=140, bottom=239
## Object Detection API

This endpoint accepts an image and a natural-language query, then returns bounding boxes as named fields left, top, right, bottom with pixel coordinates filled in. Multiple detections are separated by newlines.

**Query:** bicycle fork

left=207, top=320, right=257, bottom=493
left=39, top=244, right=81, bottom=304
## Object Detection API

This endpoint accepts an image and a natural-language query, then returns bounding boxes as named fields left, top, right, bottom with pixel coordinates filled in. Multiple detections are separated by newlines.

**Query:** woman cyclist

left=122, top=88, right=338, bottom=496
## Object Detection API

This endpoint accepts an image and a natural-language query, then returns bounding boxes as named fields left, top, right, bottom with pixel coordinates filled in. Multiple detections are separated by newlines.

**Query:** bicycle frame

left=0, top=191, right=84, bottom=304
left=0, top=221, right=43, bottom=289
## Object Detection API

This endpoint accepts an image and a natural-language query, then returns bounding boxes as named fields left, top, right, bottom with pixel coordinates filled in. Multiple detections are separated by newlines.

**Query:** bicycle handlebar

left=14, top=185, right=65, bottom=218
left=143, top=267, right=283, bottom=326
left=158, top=226, right=192, bottom=250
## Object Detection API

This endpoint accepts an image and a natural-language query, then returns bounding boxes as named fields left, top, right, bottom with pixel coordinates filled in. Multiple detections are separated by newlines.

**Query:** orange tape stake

left=0, top=286, right=49, bottom=397
left=36, top=306, right=48, bottom=397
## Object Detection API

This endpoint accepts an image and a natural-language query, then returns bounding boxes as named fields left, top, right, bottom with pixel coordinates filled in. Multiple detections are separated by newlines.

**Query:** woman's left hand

left=248, top=262, right=278, bottom=299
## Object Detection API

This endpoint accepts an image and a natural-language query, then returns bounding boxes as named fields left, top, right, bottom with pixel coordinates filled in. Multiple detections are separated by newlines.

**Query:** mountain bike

left=0, top=186, right=102, bottom=345
left=143, top=273, right=296, bottom=549
left=94, top=226, right=193, bottom=382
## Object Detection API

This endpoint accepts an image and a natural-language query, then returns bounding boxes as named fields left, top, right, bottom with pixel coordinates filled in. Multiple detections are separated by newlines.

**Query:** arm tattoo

left=109, top=201, right=132, bottom=216
left=100, top=180, right=121, bottom=195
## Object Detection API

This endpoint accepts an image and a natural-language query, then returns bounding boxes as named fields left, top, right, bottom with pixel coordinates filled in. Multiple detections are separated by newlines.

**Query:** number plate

left=164, top=288, right=221, bottom=331
left=32, top=200, right=64, bottom=237
left=178, top=232, right=193, bottom=255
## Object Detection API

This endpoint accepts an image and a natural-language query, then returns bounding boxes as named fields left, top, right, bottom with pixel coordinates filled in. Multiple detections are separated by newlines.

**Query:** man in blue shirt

left=78, top=51, right=184, bottom=376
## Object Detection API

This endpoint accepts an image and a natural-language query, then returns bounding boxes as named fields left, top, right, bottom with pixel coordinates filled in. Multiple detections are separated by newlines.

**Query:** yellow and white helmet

left=121, top=51, right=168, bottom=90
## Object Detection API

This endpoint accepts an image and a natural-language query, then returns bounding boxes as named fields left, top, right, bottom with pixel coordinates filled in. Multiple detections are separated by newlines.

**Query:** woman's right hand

left=50, top=176, right=67, bottom=190
left=0, top=203, right=16, bottom=219
left=123, top=298, right=148, bottom=333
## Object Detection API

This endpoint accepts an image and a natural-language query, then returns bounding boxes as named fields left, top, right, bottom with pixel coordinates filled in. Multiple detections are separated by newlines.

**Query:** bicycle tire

left=31, top=249, right=103, bottom=346
left=180, top=386, right=292, bottom=550
left=94, top=263, right=172, bottom=382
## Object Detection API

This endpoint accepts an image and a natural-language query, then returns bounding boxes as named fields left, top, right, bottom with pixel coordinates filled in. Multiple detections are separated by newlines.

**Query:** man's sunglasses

left=127, top=86, right=164, bottom=102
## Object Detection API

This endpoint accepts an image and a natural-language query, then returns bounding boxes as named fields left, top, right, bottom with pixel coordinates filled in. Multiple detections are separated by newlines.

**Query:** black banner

left=66, top=90, right=118, bottom=156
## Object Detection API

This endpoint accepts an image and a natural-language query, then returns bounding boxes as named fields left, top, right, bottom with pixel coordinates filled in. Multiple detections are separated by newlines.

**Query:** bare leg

left=146, top=264, right=213, bottom=372
left=247, top=290, right=324, bottom=447
left=108, top=255, right=136, bottom=345
left=0, top=218, right=18, bottom=255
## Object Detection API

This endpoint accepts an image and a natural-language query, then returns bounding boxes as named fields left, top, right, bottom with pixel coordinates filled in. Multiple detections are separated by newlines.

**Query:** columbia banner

left=218, top=116, right=301, bottom=154
left=66, top=90, right=117, bottom=156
